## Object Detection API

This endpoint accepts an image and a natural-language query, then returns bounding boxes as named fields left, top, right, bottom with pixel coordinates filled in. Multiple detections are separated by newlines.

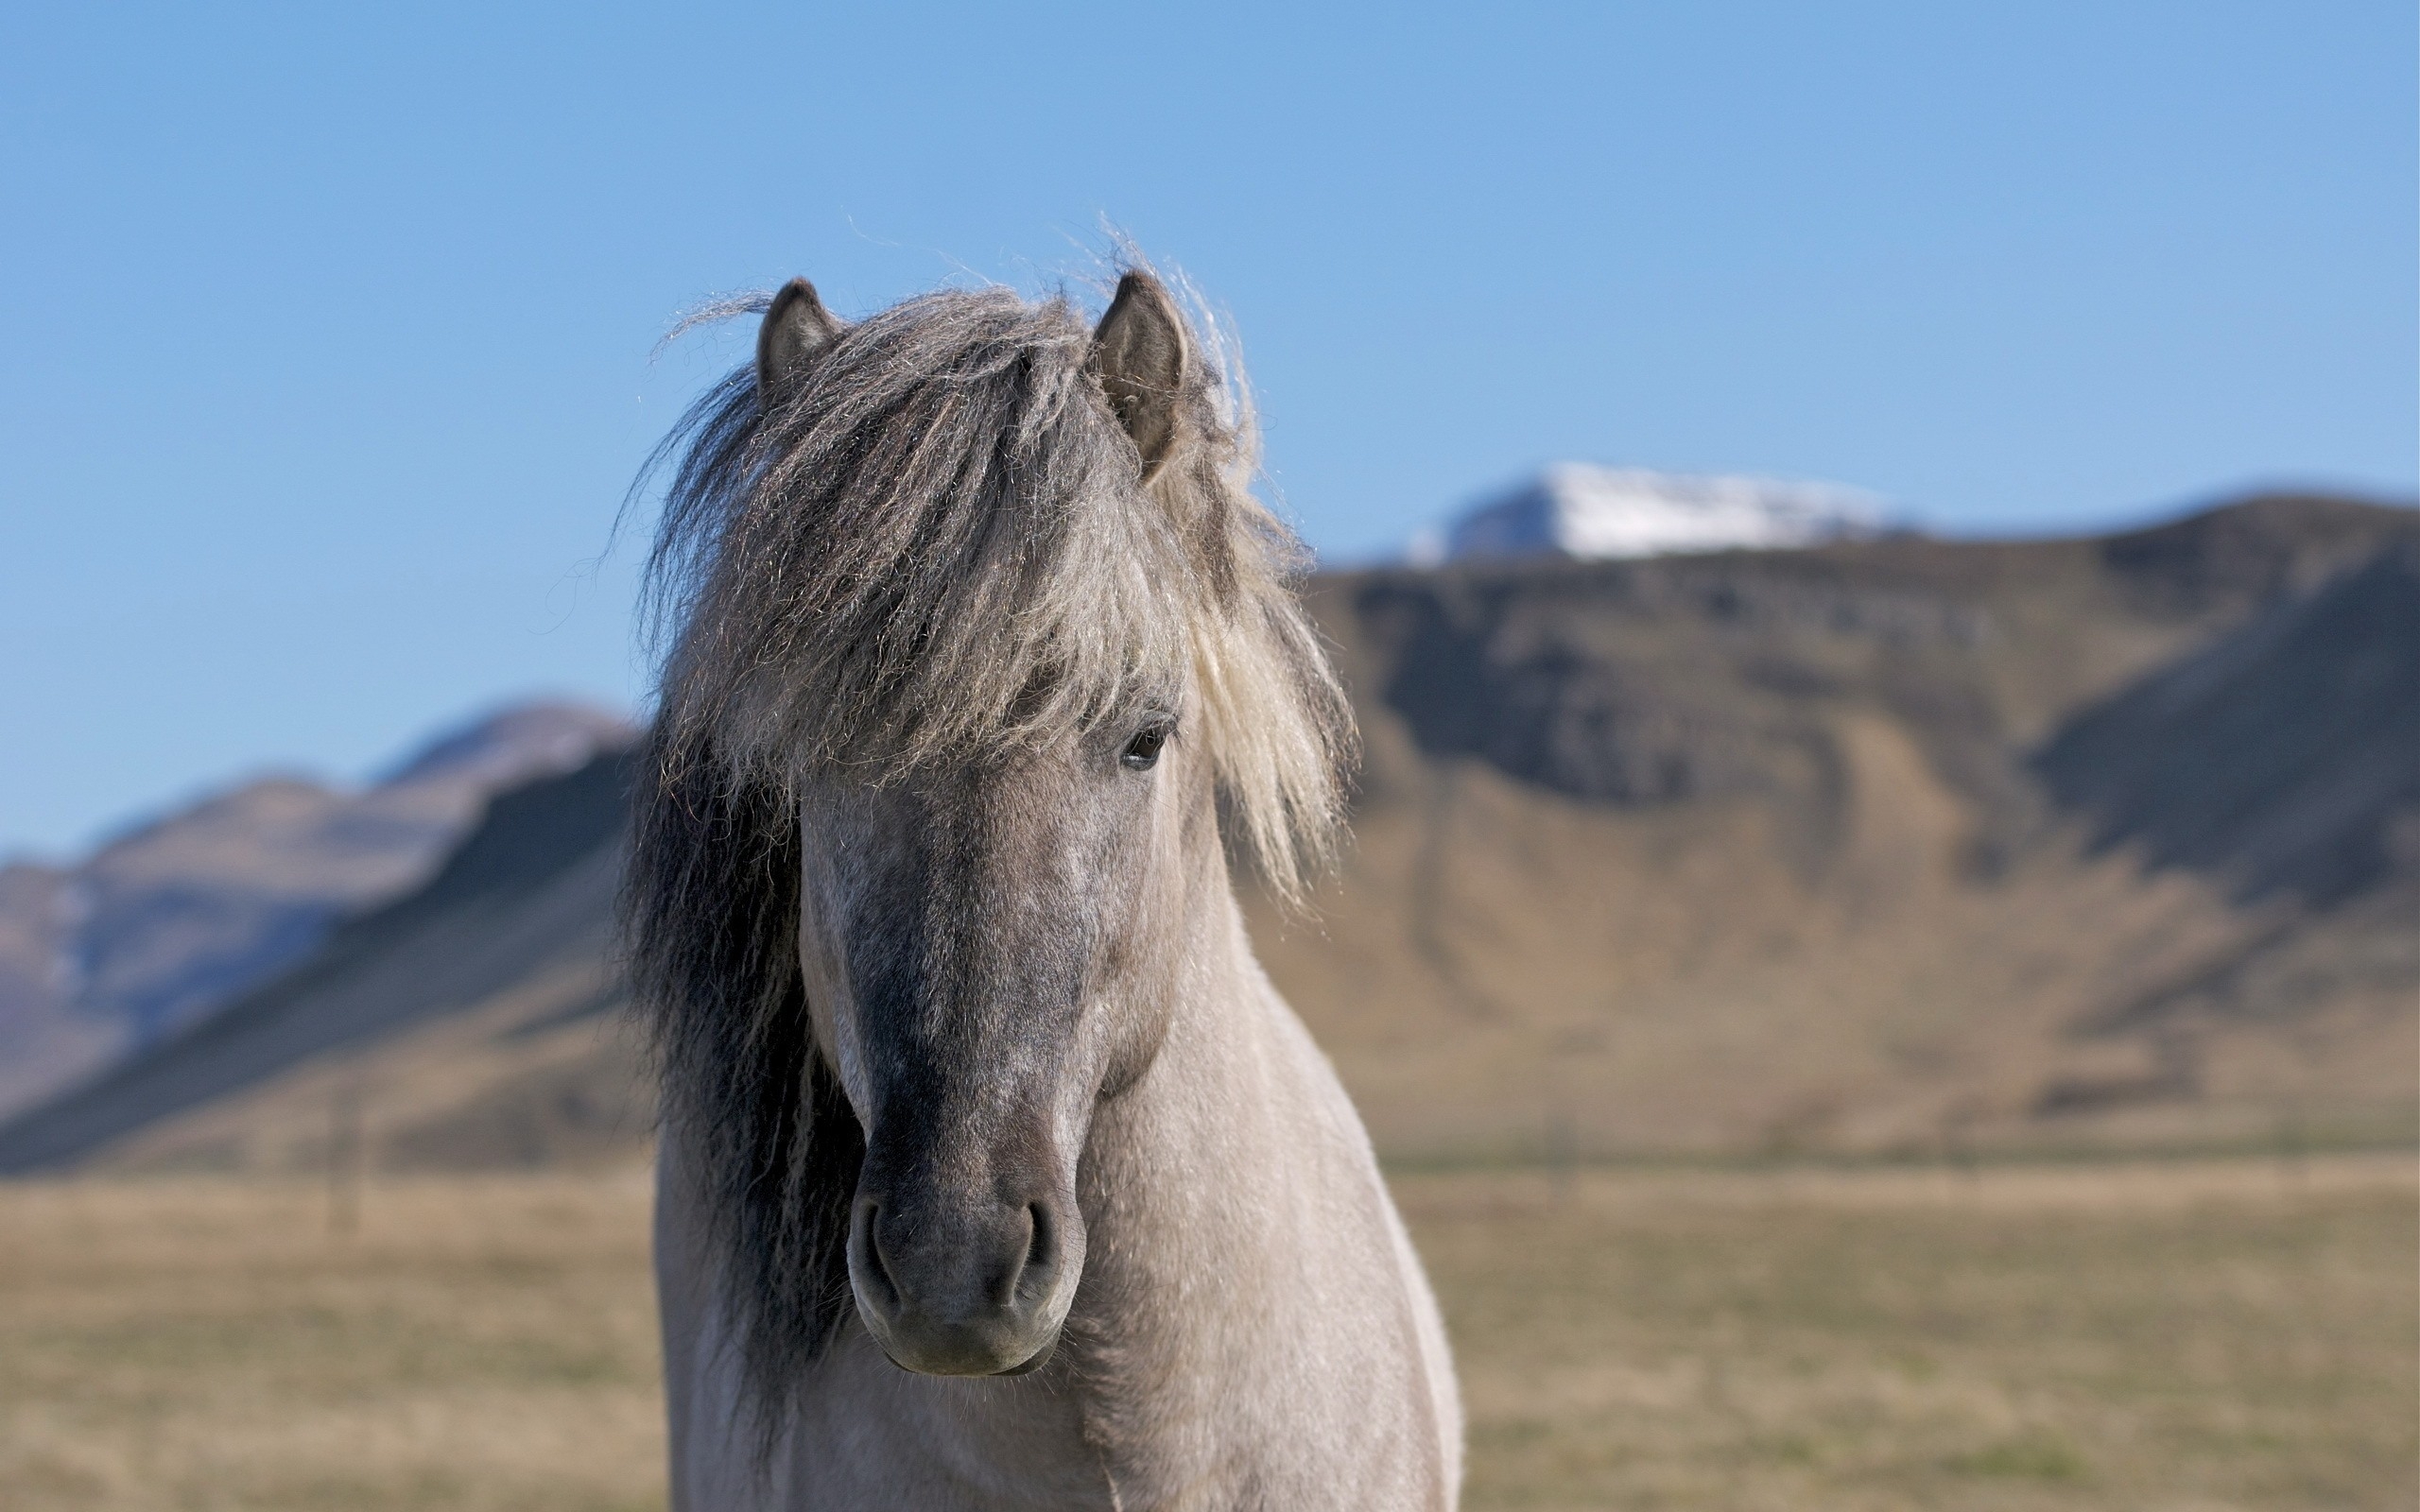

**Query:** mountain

left=1416, top=465, right=1885, bottom=564
left=0, top=702, right=634, bottom=1121
left=1270, top=492, right=2418, bottom=1159
left=0, top=752, right=638, bottom=1175
left=0, top=493, right=2411, bottom=1176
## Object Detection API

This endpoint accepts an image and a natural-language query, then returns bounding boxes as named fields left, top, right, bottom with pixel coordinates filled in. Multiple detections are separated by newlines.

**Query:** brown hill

left=0, top=702, right=632, bottom=1122
left=2, top=494, right=2411, bottom=1176
left=0, top=754, right=643, bottom=1175
left=1259, top=495, right=2417, bottom=1160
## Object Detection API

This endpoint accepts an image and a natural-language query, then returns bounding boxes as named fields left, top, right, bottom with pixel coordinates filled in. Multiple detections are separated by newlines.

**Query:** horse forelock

left=640, top=278, right=1353, bottom=896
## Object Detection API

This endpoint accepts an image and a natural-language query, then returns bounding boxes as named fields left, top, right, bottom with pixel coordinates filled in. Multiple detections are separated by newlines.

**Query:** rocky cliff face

left=2, top=495, right=2411, bottom=1174
left=0, top=702, right=633, bottom=1120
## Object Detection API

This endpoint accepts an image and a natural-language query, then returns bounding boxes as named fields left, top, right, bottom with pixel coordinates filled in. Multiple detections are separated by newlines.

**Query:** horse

left=623, top=266, right=1462, bottom=1509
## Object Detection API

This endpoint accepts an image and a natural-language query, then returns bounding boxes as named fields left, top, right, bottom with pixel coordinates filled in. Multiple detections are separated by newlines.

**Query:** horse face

left=795, top=708, right=1194, bottom=1376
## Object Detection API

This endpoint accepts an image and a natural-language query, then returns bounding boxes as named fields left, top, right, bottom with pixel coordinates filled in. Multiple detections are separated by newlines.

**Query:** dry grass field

left=0, top=1157, right=2409, bottom=1511
left=1412, top=1158, right=2416, bottom=1511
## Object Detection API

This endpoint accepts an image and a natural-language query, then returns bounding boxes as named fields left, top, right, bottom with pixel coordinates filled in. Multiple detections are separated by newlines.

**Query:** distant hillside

left=1269, top=492, right=2418, bottom=1159
left=2, top=493, right=2411, bottom=1176
left=2034, top=541, right=2420, bottom=908
left=0, top=702, right=632, bottom=1122
left=0, top=752, right=639, bottom=1174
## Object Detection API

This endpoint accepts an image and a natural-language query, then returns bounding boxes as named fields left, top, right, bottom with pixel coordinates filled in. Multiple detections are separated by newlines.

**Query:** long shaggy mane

left=621, top=275, right=1353, bottom=1419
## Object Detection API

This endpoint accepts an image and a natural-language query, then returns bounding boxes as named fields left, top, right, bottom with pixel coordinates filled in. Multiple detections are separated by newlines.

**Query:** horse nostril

left=1014, top=1202, right=1058, bottom=1305
left=852, top=1198, right=902, bottom=1315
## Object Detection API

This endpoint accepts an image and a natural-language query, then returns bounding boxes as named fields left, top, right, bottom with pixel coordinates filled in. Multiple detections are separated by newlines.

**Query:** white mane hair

left=637, top=276, right=1353, bottom=898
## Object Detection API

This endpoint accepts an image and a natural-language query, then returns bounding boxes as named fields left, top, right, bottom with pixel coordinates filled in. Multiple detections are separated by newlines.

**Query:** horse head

left=630, top=270, right=1349, bottom=1396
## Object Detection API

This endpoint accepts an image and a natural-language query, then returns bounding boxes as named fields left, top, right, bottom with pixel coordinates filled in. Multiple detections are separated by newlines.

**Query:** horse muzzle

left=846, top=1186, right=1082, bottom=1376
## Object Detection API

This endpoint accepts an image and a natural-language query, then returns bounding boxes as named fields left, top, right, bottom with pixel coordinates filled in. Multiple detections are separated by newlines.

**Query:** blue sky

left=2, top=1, right=2412, bottom=855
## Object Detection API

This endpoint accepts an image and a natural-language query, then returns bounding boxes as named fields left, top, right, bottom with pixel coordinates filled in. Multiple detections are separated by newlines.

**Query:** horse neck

left=1072, top=839, right=1357, bottom=1345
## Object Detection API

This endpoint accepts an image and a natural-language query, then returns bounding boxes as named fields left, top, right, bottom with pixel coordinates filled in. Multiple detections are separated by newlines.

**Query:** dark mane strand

left=623, top=726, right=863, bottom=1440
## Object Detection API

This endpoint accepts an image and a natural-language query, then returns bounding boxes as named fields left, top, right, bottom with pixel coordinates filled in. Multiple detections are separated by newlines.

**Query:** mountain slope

left=0, top=753, right=637, bottom=1174
left=2036, top=541, right=2420, bottom=907
left=0, top=702, right=631, bottom=1120
left=1265, top=495, right=2417, bottom=1157
left=2, top=494, right=2411, bottom=1175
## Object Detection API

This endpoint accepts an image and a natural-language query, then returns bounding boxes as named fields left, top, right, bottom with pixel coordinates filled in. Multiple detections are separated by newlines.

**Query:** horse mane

left=620, top=275, right=1354, bottom=1421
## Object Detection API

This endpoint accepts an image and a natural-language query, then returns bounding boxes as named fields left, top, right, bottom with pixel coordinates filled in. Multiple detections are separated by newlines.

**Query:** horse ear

left=757, top=278, right=846, bottom=410
left=1090, top=272, right=1188, bottom=476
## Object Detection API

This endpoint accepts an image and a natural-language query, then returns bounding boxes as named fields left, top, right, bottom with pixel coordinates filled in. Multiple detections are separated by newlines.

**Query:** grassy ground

left=0, top=1157, right=2408, bottom=1510
left=0, top=1173, right=666, bottom=1512
left=1415, top=1158, right=2416, bottom=1511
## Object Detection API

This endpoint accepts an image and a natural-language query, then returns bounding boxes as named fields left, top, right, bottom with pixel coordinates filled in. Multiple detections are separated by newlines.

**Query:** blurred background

left=0, top=4, right=2412, bottom=1509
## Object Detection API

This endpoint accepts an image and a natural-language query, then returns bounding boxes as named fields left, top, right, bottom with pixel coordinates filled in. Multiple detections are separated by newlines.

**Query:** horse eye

left=1120, top=724, right=1169, bottom=771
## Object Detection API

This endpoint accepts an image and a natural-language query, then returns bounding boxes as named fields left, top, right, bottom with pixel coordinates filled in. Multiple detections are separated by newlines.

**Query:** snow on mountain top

left=1409, top=466, right=1888, bottom=565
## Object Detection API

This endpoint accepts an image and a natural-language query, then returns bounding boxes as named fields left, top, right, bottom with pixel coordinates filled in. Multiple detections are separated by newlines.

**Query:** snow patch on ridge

left=1409, top=465, right=1887, bottom=565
